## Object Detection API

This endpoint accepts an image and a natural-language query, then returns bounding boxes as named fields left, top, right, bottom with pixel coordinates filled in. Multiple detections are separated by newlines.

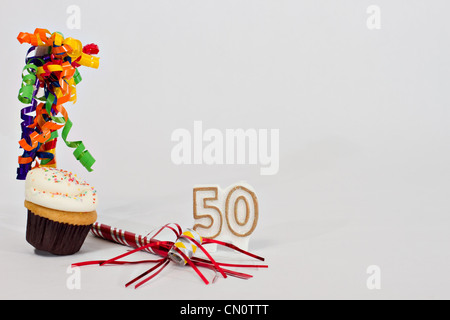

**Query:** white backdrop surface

left=1, top=0, right=450, bottom=299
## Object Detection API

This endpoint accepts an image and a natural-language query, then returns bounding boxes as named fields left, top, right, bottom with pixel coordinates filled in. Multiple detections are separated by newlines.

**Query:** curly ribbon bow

left=73, top=222, right=268, bottom=289
left=16, top=28, right=99, bottom=180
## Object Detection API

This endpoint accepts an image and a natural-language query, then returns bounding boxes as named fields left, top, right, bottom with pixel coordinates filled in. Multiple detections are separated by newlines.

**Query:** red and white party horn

left=89, top=222, right=171, bottom=257
left=73, top=222, right=267, bottom=288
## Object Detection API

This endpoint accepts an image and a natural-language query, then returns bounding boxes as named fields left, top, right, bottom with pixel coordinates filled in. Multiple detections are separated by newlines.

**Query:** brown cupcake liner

left=26, top=210, right=92, bottom=255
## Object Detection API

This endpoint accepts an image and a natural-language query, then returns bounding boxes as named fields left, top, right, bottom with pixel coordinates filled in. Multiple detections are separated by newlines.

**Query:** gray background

left=1, top=0, right=449, bottom=299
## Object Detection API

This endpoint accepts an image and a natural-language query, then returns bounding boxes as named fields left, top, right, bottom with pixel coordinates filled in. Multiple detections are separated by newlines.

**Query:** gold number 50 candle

left=193, top=182, right=259, bottom=251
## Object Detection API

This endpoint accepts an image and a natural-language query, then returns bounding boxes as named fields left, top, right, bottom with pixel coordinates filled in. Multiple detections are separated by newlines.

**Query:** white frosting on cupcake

left=25, top=167, right=97, bottom=212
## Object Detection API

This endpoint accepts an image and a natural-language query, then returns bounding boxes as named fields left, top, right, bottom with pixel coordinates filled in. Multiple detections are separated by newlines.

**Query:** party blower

left=73, top=222, right=268, bottom=288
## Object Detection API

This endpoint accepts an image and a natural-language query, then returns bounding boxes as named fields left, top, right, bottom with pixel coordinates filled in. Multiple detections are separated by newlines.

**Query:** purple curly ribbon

left=16, top=47, right=54, bottom=180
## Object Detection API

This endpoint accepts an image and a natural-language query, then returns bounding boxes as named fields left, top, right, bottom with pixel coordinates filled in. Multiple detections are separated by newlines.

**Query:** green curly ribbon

left=73, top=69, right=82, bottom=84
left=18, top=63, right=37, bottom=104
left=62, top=117, right=96, bottom=171
left=44, top=92, right=95, bottom=172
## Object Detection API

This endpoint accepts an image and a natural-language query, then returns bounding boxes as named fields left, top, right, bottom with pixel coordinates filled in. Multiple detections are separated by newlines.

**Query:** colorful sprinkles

left=29, top=167, right=97, bottom=203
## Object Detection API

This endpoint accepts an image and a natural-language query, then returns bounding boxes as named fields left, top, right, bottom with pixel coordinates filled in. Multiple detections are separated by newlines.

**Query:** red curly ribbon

left=83, top=43, right=99, bottom=55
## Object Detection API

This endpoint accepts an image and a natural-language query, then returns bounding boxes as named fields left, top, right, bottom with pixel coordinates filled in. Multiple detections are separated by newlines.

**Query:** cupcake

left=24, top=167, right=98, bottom=255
